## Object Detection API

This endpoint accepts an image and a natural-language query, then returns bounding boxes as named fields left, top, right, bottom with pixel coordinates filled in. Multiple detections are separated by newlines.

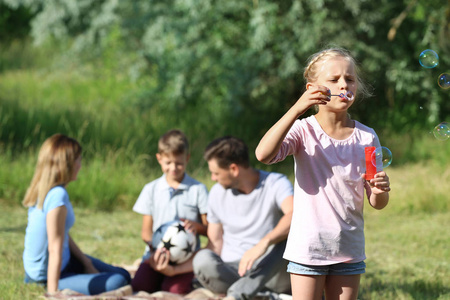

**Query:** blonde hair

left=22, top=134, right=82, bottom=209
left=158, top=129, right=189, bottom=156
left=303, top=47, right=371, bottom=99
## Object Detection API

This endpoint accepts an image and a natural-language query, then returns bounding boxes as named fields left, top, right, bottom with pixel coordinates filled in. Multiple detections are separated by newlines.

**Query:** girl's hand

left=293, top=84, right=330, bottom=115
left=367, top=171, right=391, bottom=194
left=148, top=248, right=175, bottom=276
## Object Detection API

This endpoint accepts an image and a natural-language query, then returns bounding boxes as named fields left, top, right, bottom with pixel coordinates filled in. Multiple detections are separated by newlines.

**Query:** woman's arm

left=68, top=235, right=98, bottom=274
left=46, top=206, right=67, bottom=293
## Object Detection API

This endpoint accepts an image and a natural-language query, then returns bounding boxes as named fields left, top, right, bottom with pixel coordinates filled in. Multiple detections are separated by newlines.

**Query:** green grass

left=1, top=203, right=448, bottom=299
left=1, top=161, right=449, bottom=300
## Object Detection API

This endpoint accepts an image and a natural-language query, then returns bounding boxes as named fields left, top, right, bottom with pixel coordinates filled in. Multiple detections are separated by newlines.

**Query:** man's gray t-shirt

left=207, top=170, right=293, bottom=262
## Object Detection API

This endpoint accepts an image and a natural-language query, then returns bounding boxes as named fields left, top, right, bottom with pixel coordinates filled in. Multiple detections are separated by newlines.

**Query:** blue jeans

left=287, top=261, right=366, bottom=276
left=25, top=254, right=131, bottom=295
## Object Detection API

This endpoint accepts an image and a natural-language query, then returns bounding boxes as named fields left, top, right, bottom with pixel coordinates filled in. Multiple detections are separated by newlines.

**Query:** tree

left=2, top=0, right=449, bottom=144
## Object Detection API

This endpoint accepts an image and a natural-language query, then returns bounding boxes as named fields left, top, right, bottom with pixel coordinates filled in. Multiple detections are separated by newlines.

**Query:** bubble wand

left=328, top=91, right=355, bottom=101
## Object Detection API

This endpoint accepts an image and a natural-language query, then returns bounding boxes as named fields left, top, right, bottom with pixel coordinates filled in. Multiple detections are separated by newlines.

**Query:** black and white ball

left=151, top=220, right=199, bottom=265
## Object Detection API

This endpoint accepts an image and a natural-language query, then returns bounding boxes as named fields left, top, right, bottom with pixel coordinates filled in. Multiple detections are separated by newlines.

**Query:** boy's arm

left=141, top=215, right=153, bottom=245
left=182, top=213, right=208, bottom=236
left=149, top=248, right=195, bottom=276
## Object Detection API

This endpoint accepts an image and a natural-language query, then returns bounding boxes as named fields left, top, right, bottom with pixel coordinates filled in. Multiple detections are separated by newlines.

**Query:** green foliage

left=1, top=0, right=449, bottom=211
left=4, top=0, right=449, bottom=145
left=0, top=1, right=33, bottom=41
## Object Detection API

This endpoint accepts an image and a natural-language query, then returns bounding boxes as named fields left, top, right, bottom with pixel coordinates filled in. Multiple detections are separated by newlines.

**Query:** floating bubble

left=371, top=146, right=393, bottom=169
left=419, top=49, right=439, bottom=68
left=438, top=73, right=450, bottom=89
left=432, top=122, right=450, bottom=141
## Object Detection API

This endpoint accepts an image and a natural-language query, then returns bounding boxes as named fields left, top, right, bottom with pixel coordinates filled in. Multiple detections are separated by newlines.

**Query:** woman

left=23, top=134, right=130, bottom=295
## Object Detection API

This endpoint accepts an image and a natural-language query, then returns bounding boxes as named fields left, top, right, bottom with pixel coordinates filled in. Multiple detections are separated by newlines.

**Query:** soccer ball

left=151, top=220, right=199, bottom=265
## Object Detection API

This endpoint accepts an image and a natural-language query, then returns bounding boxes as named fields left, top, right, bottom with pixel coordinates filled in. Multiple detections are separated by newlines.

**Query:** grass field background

left=1, top=162, right=449, bottom=299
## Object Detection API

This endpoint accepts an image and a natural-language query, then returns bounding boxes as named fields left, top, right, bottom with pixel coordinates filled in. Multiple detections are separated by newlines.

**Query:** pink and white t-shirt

left=270, top=116, right=380, bottom=265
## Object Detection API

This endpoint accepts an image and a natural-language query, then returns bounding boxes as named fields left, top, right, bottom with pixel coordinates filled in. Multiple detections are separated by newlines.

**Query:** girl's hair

left=22, top=134, right=82, bottom=209
left=303, top=47, right=372, bottom=99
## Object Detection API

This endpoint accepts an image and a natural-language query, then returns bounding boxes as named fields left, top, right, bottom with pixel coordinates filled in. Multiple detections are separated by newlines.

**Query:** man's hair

left=204, top=136, right=249, bottom=168
left=158, top=129, right=189, bottom=155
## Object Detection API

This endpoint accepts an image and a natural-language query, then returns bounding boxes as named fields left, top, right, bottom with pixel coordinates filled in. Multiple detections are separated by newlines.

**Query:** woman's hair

left=158, top=129, right=189, bottom=156
left=303, top=47, right=372, bottom=99
left=204, top=136, right=250, bottom=169
left=22, top=134, right=82, bottom=209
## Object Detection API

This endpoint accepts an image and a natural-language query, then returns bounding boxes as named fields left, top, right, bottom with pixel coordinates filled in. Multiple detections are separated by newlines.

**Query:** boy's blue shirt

left=133, top=173, right=208, bottom=233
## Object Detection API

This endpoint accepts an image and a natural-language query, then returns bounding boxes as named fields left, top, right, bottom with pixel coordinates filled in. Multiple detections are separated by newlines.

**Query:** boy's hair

left=204, top=136, right=250, bottom=169
left=304, top=46, right=372, bottom=99
left=23, top=134, right=82, bottom=210
left=158, top=129, right=189, bottom=156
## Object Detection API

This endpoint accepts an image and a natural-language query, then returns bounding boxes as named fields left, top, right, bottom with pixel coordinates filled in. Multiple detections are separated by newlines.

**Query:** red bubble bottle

left=365, top=147, right=377, bottom=180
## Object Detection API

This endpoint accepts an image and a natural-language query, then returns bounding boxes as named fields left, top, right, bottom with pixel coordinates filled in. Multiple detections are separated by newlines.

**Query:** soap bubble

left=344, top=91, right=354, bottom=101
left=371, top=147, right=393, bottom=169
left=433, top=122, right=450, bottom=141
left=419, top=49, right=439, bottom=68
left=438, top=73, right=450, bottom=89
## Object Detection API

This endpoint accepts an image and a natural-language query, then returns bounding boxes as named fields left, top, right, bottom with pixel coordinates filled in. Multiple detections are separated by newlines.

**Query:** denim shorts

left=287, top=261, right=366, bottom=276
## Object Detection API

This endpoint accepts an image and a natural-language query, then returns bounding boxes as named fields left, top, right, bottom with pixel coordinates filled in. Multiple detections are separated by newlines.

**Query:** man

left=193, top=136, right=293, bottom=300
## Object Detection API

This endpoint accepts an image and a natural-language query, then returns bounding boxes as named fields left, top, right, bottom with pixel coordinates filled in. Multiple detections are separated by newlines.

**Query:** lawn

left=1, top=162, right=449, bottom=299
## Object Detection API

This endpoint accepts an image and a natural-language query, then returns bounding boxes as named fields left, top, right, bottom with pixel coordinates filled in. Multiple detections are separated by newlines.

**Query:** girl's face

left=312, top=56, right=357, bottom=110
left=71, top=155, right=82, bottom=182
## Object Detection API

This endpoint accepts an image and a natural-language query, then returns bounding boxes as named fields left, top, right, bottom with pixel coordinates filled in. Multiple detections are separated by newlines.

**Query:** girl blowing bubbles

left=23, top=134, right=130, bottom=295
left=256, top=47, right=390, bottom=300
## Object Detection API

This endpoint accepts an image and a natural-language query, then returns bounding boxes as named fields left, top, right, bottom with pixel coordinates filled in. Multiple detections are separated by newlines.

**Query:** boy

left=131, top=129, right=208, bottom=294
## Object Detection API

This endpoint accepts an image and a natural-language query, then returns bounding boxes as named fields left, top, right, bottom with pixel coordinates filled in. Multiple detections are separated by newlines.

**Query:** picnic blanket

left=41, top=285, right=223, bottom=300
left=39, top=262, right=292, bottom=300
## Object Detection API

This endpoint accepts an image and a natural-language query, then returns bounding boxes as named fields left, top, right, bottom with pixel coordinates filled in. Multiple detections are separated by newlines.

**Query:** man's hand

left=238, top=239, right=270, bottom=276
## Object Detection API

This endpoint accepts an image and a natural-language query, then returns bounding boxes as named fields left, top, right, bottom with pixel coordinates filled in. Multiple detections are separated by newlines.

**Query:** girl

left=23, top=134, right=131, bottom=295
left=255, top=47, right=391, bottom=300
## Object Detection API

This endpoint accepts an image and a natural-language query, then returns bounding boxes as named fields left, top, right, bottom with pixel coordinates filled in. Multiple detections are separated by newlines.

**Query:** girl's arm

left=46, top=206, right=67, bottom=293
left=256, top=84, right=330, bottom=164
left=365, top=171, right=390, bottom=209
left=68, top=235, right=98, bottom=274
